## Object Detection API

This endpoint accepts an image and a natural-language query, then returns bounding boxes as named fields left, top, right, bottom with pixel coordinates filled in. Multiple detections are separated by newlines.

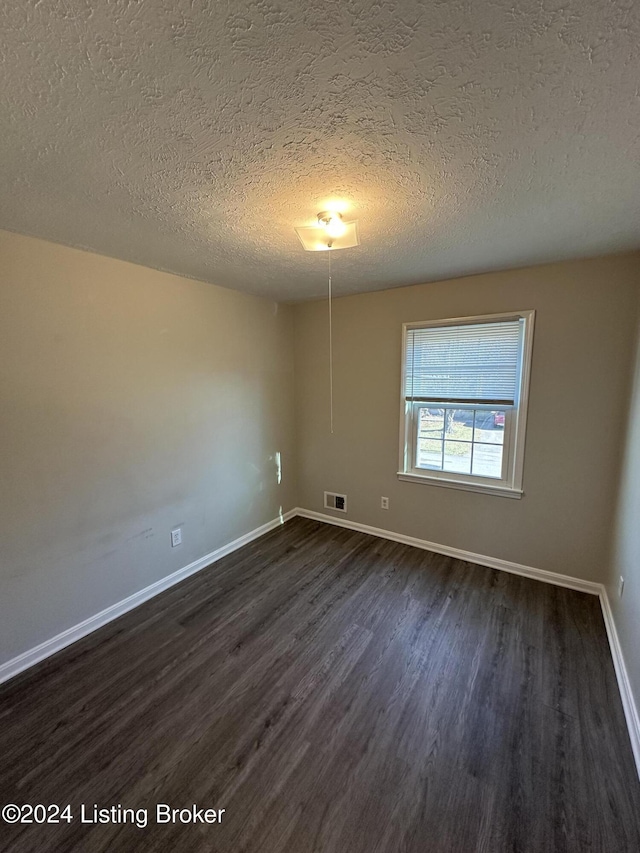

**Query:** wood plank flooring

left=1, top=517, right=639, bottom=852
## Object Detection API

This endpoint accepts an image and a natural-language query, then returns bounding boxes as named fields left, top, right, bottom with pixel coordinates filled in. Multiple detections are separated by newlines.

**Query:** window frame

left=398, top=310, right=535, bottom=499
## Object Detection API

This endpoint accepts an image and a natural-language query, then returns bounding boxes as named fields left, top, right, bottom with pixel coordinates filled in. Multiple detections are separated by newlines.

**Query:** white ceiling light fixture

left=295, top=211, right=360, bottom=251
left=319, top=211, right=346, bottom=239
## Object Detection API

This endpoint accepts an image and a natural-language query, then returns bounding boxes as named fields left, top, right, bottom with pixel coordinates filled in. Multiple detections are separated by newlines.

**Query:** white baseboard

left=599, top=589, right=640, bottom=779
left=0, top=509, right=296, bottom=687
left=294, top=508, right=602, bottom=594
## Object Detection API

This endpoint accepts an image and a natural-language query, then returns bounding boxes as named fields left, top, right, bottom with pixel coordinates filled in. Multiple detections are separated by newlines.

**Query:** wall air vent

left=324, top=491, right=347, bottom=513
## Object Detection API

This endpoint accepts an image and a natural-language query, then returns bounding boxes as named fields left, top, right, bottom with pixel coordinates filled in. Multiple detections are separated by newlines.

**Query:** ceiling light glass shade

left=317, top=211, right=347, bottom=239
left=325, top=217, right=347, bottom=238
left=295, top=220, right=360, bottom=251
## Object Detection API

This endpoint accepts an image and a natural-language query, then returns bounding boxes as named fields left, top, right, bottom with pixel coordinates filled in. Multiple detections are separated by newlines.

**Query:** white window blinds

left=405, top=319, right=523, bottom=405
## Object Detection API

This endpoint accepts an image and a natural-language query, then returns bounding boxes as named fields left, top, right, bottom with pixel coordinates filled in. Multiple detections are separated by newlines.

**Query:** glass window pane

left=418, top=407, right=444, bottom=440
left=473, top=410, right=505, bottom=444
left=443, top=440, right=472, bottom=474
left=417, top=438, right=443, bottom=469
left=444, top=409, right=474, bottom=442
left=471, top=442, right=503, bottom=478
left=417, top=408, right=445, bottom=469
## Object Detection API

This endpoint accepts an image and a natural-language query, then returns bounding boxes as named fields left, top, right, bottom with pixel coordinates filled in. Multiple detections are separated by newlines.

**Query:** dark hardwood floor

left=1, top=517, right=639, bottom=852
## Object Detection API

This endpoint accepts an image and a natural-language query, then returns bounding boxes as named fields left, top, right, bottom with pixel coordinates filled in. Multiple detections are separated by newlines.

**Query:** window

left=398, top=311, right=534, bottom=498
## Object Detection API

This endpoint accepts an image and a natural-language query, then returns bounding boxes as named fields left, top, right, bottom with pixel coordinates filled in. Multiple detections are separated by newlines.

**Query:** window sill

left=396, top=471, right=523, bottom=499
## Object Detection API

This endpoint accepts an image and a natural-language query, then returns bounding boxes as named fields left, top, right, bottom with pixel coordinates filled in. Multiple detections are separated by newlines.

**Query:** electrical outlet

left=619, top=576, right=625, bottom=598
left=171, top=527, right=182, bottom=548
left=381, top=496, right=389, bottom=510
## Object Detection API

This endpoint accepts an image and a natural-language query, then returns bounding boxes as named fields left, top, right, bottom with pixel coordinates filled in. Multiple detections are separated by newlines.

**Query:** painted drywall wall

left=0, top=230, right=296, bottom=665
left=608, top=305, right=640, bottom=711
left=294, top=254, right=640, bottom=583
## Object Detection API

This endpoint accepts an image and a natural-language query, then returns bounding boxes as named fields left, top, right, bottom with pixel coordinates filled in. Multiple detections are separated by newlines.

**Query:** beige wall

left=608, top=305, right=640, bottom=712
left=0, top=230, right=296, bottom=665
left=294, top=255, right=640, bottom=583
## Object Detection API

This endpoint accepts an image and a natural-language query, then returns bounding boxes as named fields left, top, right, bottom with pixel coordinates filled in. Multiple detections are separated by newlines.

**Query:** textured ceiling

left=1, top=1, right=639, bottom=302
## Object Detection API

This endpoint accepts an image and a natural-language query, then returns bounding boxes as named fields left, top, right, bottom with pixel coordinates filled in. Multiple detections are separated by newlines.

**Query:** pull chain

left=328, top=249, right=334, bottom=434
